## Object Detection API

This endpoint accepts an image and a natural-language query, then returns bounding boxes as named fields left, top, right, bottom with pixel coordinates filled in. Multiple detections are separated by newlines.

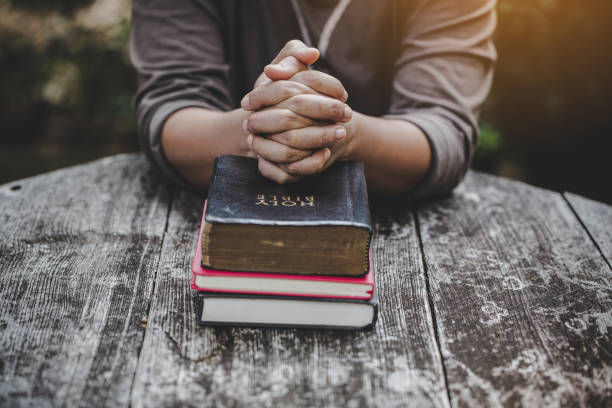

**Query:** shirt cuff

left=143, top=100, right=220, bottom=190
left=383, top=110, right=468, bottom=201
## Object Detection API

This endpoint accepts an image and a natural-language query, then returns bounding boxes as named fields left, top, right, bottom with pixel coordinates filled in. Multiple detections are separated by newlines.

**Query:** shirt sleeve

left=130, top=0, right=232, bottom=187
left=384, top=0, right=497, bottom=199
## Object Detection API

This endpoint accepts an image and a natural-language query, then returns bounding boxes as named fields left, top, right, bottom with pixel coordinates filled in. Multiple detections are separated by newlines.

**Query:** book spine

left=363, top=231, right=372, bottom=274
left=350, top=162, right=372, bottom=275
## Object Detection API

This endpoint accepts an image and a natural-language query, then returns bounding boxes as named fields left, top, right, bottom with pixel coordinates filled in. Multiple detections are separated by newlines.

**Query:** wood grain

left=131, top=195, right=449, bottom=407
left=0, top=154, right=172, bottom=407
left=416, top=172, right=612, bottom=407
left=564, top=193, right=612, bottom=268
left=3, top=154, right=611, bottom=407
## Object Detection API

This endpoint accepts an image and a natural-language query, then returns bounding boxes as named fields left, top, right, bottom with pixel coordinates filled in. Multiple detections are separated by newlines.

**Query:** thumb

left=264, top=56, right=308, bottom=81
left=294, top=47, right=320, bottom=65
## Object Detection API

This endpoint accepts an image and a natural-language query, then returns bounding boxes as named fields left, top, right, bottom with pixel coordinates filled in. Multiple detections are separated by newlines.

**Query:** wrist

left=195, top=107, right=252, bottom=159
left=159, top=105, right=258, bottom=189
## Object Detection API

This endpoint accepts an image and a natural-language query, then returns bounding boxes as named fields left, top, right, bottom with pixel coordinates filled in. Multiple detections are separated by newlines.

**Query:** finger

left=281, top=148, right=332, bottom=176
left=272, top=40, right=319, bottom=65
left=246, top=108, right=317, bottom=134
left=244, top=149, right=258, bottom=159
left=242, top=80, right=321, bottom=111
left=248, top=134, right=313, bottom=163
left=267, top=125, right=347, bottom=149
left=291, top=70, right=348, bottom=102
left=264, top=56, right=308, bottom=81
left=257, top=156, right=302, bottom=184
left=276, top=94, right=352, bottom=122
left=254, top=40, right=319, bottom=88
left=253, top=72, right=272, bottom=88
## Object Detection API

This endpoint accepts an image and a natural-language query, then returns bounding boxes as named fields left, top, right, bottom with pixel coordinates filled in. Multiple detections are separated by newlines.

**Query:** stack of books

left=190, top=155, right=377, bottom=330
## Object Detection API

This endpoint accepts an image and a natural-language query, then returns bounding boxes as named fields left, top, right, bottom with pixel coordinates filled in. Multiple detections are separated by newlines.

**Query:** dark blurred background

left=1, top=0, right=611, bottom=203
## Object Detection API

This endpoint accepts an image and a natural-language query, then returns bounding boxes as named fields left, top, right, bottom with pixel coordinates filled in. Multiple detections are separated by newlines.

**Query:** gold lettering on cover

left=255, top=194, right=315, bottom=206
left=255, top=194, right=269, bottom=205
left=281, top=196, right=296, bottom=206
left=301, top=195, right=315, bottom=206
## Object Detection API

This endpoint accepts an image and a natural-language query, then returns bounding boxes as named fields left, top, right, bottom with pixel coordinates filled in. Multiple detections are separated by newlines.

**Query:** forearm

left=161, top=107, right=251, bottom=188
left=347, top=112, right=431, bottom=196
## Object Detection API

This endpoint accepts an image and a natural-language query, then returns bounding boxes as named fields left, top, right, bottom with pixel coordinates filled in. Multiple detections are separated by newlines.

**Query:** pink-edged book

left=191, top=202, right=375, bottom=300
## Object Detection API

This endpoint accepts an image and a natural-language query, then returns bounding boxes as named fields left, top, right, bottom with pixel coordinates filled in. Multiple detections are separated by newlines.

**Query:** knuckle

left=283, top=129, right=297, bottom=146
left=279, top=55, right=297, bottom=68
left=312, top=74, right=325, bottom=90
left=318, top=132, right=327, bottom=147
left=289, top=80, right=310, bottom=95
left=274, top=144, right=289, bottom=161
left=287, top=148, right=304, bottom=162
left=283, top=110, right=302, bottom=128
left=293, top=70, right=312, bottom=85
left=311, top=99, right=324, bottom=117
left=300, top=117, right=313, bottom=128
left=330, top=102, right=344, bottom=119
left=279, top=80, right=299, bottom=97
left=301, top=70, right=317, bottom=84
left=281, top=110, right=295, bottom=128
left=285, top=163, right=299, bottom=175
left=246, top=115, right=255, bottom=132
left=286, top=39, right=303, bottom=51
left=290, top=94, right=306, bottom=111
left=274, top=129, right=293, bottom=146
left=321, top=128, right=333, bottom=145
left=285, top=149, right=299, bottom=162
left=248, top=113, right=266, bottom=132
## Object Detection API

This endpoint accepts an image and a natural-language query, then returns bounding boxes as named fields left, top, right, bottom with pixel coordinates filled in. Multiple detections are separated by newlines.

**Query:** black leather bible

left=202, top=155, right=372, bottom=276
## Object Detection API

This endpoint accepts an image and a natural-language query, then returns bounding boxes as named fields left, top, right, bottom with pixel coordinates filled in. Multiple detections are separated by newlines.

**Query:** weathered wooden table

left=1, top=154, right=610, bottom=407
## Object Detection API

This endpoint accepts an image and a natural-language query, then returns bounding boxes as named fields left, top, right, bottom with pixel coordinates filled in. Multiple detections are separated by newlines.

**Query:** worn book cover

left=192, top=203, right=375, bottom=299
left=202, top=155, right=372, bottom=276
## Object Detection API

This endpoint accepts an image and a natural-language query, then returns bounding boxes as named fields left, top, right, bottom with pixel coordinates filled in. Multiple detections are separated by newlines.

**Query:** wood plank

left=564, top=192, right=612, bottom=268
left=416, top=171, right=612, bottom=407
left=132, top=193, right=449, bottom=407
left=0, top=154, right=172, bottom=407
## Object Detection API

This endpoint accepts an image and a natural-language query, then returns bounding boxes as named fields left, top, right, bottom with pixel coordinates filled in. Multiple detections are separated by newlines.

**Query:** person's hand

left=242, top=41, right=353, bottom=183
left=242, top=80, right=352, bottom=183
left=244, top=74, right=354, bottom=184
left=252, top=39, right=319, bottom=88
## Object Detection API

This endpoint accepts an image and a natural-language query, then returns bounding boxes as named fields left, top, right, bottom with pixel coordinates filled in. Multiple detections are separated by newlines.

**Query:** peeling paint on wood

left=0, top=154, right=172, bottom=407
left=1, top=154, right=611, bottom=407
left=131, top=194, right=449, bottom=407
left=564, top=193, right=612, bottom=269
left=417, top=173, right=612, bottom=407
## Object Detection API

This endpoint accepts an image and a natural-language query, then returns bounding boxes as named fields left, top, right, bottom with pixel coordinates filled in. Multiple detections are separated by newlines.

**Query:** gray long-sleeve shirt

left=130, top=0, right=496, bottom=198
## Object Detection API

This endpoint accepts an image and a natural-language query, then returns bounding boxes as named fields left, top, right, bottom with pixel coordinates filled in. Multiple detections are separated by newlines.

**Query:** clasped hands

left=241, top=40, right=355, bottom=184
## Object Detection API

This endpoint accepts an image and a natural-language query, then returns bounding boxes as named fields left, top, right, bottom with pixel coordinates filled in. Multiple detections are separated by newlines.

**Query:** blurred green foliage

left=0, top=0, right=610, bottom=203
left=0, top=0, right=137, bottom=182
